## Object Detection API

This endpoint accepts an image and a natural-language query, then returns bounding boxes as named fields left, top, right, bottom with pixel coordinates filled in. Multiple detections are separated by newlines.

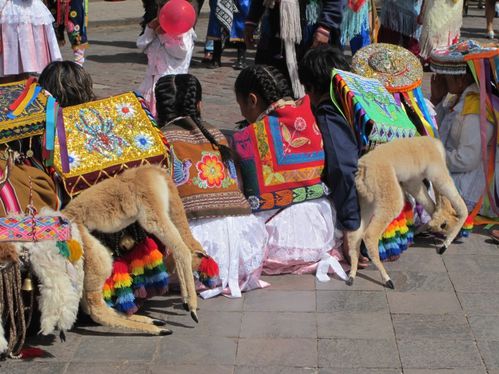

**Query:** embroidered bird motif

left=170, top=146, right=192, bottom=186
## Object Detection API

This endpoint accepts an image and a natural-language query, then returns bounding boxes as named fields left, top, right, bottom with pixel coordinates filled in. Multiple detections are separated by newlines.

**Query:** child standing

left=137, top=0, right=196, bottom=116
left=0, top=0, right=62, bottom=79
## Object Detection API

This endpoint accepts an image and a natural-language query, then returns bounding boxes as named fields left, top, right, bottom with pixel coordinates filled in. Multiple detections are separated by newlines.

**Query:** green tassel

left=57, top=241, right=70, bottom=259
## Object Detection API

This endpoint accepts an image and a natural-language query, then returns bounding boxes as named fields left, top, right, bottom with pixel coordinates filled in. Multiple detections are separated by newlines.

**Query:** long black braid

left=234, top=65, right=293, bottom=108
left=155, top=74, right=234, bottom=163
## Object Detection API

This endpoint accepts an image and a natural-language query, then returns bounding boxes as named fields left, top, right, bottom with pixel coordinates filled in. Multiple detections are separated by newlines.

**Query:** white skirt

left=256, top=197, right=341, bottom=275
left=189, top=214, right=268, bottom=298
left=0, top=0, right=62, bottom=76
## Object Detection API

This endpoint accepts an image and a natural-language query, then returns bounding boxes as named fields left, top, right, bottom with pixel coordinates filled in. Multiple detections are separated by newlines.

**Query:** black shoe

left=232, top=44, right=247, bottom=70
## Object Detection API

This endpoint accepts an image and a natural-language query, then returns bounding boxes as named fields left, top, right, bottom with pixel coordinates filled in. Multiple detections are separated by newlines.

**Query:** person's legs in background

left=486, top=0, right=496, bottom=38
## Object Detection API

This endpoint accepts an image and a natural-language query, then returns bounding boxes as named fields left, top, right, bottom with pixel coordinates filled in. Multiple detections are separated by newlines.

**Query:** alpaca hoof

left=159, top=329, right=173, bottom=336
left=152, top=319, right=167, bottom=327
left=385, top=280, right=395, bottom=289
left=182, top=302, right=189, bottom=312
left=437, top=245, right=448, bottom=255
left=191, top=310, right=199, bottom=323
left=346, top=277, right=354, bottom=286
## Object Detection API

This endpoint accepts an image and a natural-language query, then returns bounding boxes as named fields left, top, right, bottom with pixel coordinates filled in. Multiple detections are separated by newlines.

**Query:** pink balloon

left=159, top=0, right=196, bottom=36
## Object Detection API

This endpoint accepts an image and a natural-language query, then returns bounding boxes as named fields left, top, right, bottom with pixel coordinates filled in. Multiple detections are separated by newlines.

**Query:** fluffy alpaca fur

left=346, top=137, right=468, bottom=288
left=0, top=212, right=84, bottom=352
left=63, top=165, right=204, bottom=335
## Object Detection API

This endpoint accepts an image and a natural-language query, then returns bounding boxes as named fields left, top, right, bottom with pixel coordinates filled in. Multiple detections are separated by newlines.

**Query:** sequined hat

left=430, top=39, right=499, bottom=75
left=352, top=43, right=423, bottom=93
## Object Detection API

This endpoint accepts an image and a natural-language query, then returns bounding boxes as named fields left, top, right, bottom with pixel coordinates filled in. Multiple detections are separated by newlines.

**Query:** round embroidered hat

left=352, top=43, right=423, bottom=93
left=429, top=39, right=498, bottom=75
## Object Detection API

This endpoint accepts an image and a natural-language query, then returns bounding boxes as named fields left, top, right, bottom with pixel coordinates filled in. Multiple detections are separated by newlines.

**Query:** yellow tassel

left=67, top=239, right=83, bottom=263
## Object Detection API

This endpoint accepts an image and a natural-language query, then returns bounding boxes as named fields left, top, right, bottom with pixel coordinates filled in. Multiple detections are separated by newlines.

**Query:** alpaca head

left=427, top=195, right=460, bottom=236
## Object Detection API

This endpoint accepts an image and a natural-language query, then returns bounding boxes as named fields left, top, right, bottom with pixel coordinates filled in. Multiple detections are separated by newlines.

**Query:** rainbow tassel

left=109, top=260, right=136, bottom=314
left=378, top=202, right=415, bottom=261
left=459, top=216, right=474, bottom=238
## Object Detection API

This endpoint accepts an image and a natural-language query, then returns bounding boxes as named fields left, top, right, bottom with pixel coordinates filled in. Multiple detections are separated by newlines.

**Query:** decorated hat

left=352, top=43, right=423, bottom=93
left=430, top=39, right=499, bottom=75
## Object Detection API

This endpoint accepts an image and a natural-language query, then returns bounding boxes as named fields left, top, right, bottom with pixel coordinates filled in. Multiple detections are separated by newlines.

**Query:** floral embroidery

left=134, top=133, right=153, bottom=151
left=75, top=108, right=129, bottom=158
left=280, top=122, right=311, bottom=154
left=74, top=25, right=80, bottom=32
left=294, top=117, right=307, bottom=131
left=70, top=10, right=77, bottom=18
left=68, top=153, right=80, bottom=170
left=248, top=196, right=260, bottom=210
left=192, top=152, right=235, bottom=189
left=116, top=103, right=135, bottom=119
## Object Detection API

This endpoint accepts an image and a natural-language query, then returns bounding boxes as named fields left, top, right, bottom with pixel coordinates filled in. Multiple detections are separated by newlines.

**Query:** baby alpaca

left=63, top=165, right=204, bottom=335
left=346, top=137, right=468, bottom=289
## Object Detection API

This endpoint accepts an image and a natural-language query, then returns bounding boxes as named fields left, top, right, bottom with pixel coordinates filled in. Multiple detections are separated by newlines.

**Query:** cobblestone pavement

left=1, top=2, right=498, bottom=373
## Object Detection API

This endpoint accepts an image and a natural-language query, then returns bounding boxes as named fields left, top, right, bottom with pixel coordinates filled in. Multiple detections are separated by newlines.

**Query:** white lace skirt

left=189, top=214, right=268, bottom=298
left=0, top=0, right=62, bottom=76
left=256, top=197, right=341, bottom=275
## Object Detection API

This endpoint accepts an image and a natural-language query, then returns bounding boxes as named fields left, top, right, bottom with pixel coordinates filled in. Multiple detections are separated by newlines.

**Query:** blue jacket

left=314, top=99, right=361, bottom=231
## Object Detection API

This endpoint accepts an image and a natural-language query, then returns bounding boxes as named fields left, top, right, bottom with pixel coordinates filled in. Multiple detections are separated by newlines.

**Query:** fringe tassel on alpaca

left=103, top=237, right=169, bottom=315
left=378, top=201, right=414, bottom=261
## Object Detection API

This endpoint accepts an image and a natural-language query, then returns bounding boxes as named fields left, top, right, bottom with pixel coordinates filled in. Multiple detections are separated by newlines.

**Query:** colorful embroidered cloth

left=331, top=69, right=417, bottom=152
left=0, top=79, right=48, bottom=144
left=53, top=92, right=168, bottom=196
left=233, top=96, right=326, bottom=212
left=162, top=117, right=250, bottom=219
left=0, top=215, right=71, bottom=242
left=352, top=43, right=438, bottom=137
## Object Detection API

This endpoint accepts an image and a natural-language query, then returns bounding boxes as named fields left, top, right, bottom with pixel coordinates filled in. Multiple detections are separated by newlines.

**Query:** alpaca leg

left=363, top=196, right=404, bottom=288
left=85, top=291, right=171, bottom=334
left=138, top=172, right=199, bottom=322
left=431, top=175, right=469, bottom=253
left=138, top=208, right=199, bottom=322
left=345, top=229, right=363, bottom=286
left=80, top=226, right=171, bottom=334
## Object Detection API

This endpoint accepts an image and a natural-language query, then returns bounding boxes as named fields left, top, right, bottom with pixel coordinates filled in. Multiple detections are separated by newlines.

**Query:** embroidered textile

left=53, top=92, right=168, bottom=196
left=0, top=80, right=48, bottom=144
left=352, top=43, right=438, bottom=137
left=0, top=215, right=71, bottom=242
left=331, top=69, right=417, bottom=152
left=162, top=117, right=250, bottom=219
left=233, top=96, right=325, bottom=212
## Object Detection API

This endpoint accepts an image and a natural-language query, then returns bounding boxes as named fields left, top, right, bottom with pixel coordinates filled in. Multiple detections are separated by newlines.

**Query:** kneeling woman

left=155, top=74, right=268, bottom=297
left=233, top=65, right=342, bottom=275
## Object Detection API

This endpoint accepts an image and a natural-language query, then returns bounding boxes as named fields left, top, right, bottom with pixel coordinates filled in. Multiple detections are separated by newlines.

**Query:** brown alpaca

left=346, top=137, right=468, bottom=289
left=63, top=165, right=205, bottom=335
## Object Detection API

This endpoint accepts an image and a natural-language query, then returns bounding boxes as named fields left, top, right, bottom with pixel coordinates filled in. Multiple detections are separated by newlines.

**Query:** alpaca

left=346, top=137, right=468, bottom=289
left=63, top=165, right=206, bottom=335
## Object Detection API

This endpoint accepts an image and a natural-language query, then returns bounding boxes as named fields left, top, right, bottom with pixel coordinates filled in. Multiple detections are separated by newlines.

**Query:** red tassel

left=198, top=257, right=220, bottom=278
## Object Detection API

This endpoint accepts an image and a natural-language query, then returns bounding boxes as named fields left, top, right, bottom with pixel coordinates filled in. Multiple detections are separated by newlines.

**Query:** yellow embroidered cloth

left=53, top=92, right=168, bottom=196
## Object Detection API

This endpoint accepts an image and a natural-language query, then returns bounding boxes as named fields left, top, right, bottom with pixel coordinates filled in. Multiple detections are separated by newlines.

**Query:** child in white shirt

left=137, top=0, right=196, bottom=116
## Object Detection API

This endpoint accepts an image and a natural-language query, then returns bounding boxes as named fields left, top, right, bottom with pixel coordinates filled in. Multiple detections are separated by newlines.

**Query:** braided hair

left=234, top=65, right=293, bottom=108
left=155, top=74, right=233, bottom=163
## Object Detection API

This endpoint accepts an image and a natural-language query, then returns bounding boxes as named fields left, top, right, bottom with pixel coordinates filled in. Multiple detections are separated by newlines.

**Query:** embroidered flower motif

left=196, top=154, right=225, bottom=188
left=70, top=10, right=77, bottom=18
left=134, top=133, right=154, bottom=151
left=294, top=117, right=307, bottom=131
left=74, top=25, right=80, bottom=32
left=115, top=103, right=135, bottom=119
left=248, top=196, right=260, bottom=210
left=68, top=153, right=80, bottom=170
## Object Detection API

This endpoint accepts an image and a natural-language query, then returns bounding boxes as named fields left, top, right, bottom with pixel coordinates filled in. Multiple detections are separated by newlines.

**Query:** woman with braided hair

left=155, top=73, right=268, bottom=298
left=234, top=65, right=343, bottom=276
